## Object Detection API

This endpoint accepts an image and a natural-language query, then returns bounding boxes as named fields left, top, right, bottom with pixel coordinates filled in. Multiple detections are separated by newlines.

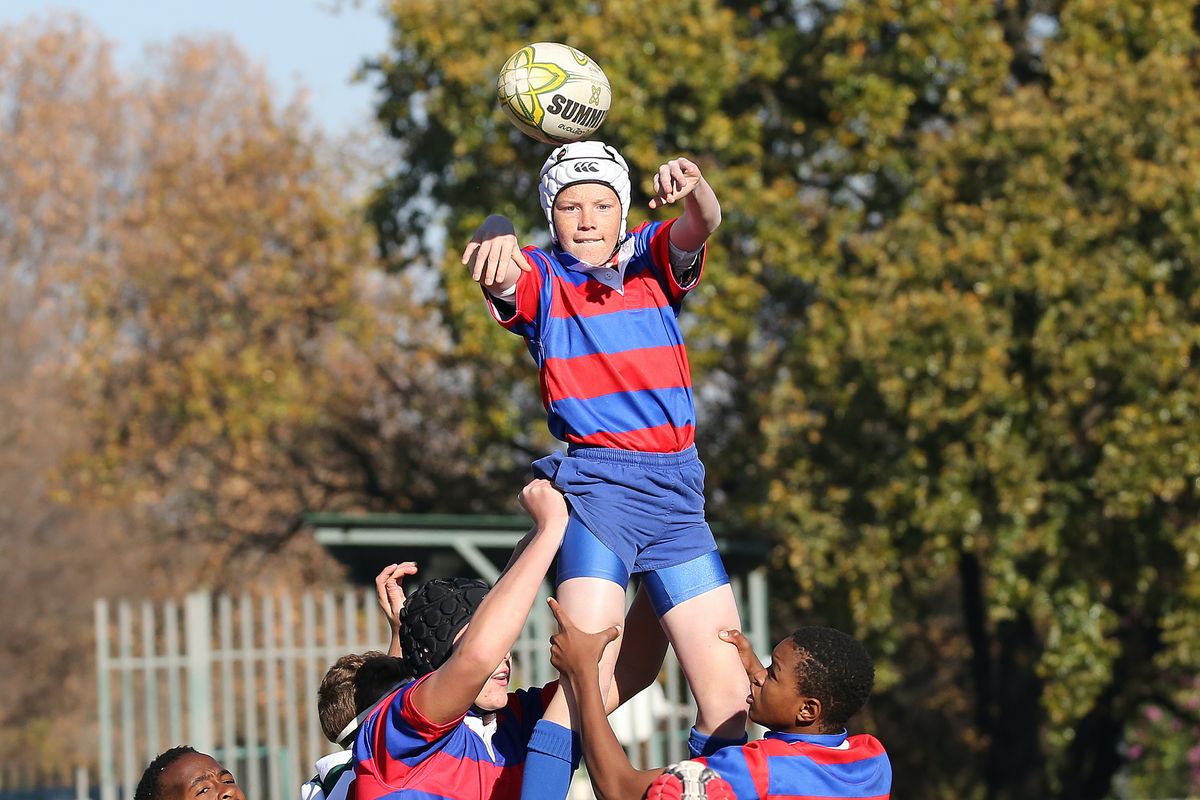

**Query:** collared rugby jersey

left=485, top=219, right=705, bottom=453
left=350, top=674, right=556, bottom=800
left=695, top=730, right=892, bottom=800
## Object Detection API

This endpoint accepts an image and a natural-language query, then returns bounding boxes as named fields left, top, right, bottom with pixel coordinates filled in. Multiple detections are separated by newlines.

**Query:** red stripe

left=782, top=737, right=887, bottom=765
left=542, top=345, right=690, bottom=402
left=567, top=422, right=694, bottom=452
left=395, top=674, right=463, bottom=743
left=371, top=748, right=515, bottom=797
left=745, top=744, right=772, bottom=798
left=487, top=249, right=544, bottom=330
left=549, top=270, right=672, bottom=319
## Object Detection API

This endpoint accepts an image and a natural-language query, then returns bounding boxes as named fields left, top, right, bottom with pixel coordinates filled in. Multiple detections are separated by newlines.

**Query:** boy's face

left=747, top=639, right=814, bottom=731
left=451, top=624, right=513, bottom=712
left=552, top=183, right=621, bottom=265
left=159, top=753, right=243, bottom=800
left=472, top=651, right=513, bottom=712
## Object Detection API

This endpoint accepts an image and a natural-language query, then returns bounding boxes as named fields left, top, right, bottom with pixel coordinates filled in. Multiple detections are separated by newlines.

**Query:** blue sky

left=1, top=1, right=392, bottom=133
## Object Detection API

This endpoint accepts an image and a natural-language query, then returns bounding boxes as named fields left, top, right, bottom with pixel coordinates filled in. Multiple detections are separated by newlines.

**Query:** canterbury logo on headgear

left=539, top=140, right=631, bottom=248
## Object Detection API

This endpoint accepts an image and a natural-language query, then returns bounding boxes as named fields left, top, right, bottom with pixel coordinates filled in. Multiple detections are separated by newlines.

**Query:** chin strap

left=336, top=682, right=405, bottom=748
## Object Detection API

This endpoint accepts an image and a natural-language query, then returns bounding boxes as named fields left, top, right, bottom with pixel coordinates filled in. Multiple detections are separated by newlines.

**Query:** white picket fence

left=93, top=573, right=768, bottom=800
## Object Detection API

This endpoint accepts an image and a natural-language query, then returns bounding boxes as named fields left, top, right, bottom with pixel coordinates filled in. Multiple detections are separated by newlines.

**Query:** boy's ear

left=795, top=696, right=822, bottom=727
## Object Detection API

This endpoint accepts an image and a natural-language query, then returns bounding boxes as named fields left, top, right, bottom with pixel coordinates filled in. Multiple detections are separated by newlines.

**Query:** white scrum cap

left=538, top=140, right=631, bottom=245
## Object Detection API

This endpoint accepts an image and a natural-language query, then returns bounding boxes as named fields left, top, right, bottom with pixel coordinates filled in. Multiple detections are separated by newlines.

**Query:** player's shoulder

left=845, top=733, right=888, bottom=757
left=629, top=219, right=666, bottom=238
left=519, top=244, right=559, bottom=273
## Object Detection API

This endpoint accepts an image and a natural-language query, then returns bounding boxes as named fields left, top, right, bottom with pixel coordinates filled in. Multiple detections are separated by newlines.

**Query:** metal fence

left=93, top=573, right=768, bottom=800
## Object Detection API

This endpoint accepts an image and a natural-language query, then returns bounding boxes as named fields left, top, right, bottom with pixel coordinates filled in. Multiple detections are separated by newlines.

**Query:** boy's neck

left=772, top=720, right=838, bottom=736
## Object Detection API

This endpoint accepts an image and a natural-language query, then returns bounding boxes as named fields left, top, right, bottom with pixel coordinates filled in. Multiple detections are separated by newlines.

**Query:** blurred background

left=2, top=1, right=1199, bottom=798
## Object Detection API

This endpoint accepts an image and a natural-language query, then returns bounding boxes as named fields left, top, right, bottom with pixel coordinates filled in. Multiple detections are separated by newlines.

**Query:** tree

left=70, top=23, right=522, bottom=565
left=365, top=1, right=1200, bottom=796
left=0, top=11, right=514, bottom=771
left=0, top=14, right=192, bottom=770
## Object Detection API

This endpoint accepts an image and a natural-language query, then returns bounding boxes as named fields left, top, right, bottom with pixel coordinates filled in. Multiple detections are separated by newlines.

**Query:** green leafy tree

left=366, top=0, right=1200, bottom=797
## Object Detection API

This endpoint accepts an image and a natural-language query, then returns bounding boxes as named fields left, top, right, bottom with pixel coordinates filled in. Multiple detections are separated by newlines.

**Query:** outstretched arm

left=549, top=598, right=664, bottom=800
left=648, top=157, right=721, bottom=253
left=411, top=480, right=568, bottom=724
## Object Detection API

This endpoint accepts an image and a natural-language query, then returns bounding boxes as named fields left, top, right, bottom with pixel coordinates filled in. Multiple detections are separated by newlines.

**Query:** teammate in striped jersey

left=462, top=142, right=750, bottom=800
left=547, top=597, right=892, bottom=800
left=348, top=480, right=668, bottom=800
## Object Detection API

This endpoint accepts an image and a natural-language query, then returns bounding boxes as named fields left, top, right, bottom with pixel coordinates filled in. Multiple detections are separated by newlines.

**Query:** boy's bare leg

left=658, top=583, right=749, bottom=740
left=540, top=576, right=627, bottom=727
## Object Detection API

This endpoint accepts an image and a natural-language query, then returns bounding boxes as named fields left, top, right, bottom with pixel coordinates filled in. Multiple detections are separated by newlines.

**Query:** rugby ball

left=496, top=42, right=611, bottom=144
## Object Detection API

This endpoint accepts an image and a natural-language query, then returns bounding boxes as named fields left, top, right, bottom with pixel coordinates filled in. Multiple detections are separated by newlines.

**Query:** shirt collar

left=553, top=237, right=636, bottom=293
left=765, top=728, right=849, bottom=748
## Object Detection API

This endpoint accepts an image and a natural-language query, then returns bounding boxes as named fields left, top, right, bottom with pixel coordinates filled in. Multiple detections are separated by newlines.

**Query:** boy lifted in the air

left=463, top=141, right=749, bottom=799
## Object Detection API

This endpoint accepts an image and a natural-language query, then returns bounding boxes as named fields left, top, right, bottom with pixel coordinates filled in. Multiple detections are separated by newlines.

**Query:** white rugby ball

left=496, top=42, right=611, bottom=144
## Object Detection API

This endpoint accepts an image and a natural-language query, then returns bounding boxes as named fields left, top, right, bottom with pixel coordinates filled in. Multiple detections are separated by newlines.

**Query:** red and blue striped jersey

left=350, top=674, right=556, bottom=800
left=696, top=731, right=892, bottom=799
left=485, top=219, right=704, bottom=453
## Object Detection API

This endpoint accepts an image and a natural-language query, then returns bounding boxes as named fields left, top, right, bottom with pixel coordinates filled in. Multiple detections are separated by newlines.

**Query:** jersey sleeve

left=372, top=674, right=464, bottom=760
left=697, top=742, right=767, bottom=800
left=481, top=247, right=545, bottom=339
left=502, top=681, right=561, bottom=744
left=632, top=218, right=707, bottom=305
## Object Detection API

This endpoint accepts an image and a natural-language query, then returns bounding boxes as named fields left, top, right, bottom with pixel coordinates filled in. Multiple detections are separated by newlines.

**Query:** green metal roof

left=303, top=511, right=531, bottom=531
left=303, top=511, right=769, bottom=557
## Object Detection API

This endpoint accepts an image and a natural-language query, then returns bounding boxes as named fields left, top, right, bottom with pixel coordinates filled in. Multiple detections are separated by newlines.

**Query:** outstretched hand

left=375, top=561, right=419, bottom=633
left=548, top=597, right=621, bottom=682
left=461, top=214, right=530, bottom=289
left=719, top=629, right=765, bottom=679
left=648, top=157, right=703, bottom=210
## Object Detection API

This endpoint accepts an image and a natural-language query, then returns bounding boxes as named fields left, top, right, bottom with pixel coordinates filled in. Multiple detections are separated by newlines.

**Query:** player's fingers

left=547, top=596, right=575, bottom=630
left=375, top=564, right=398, bottom=591
left=600, top=625, right=622, bottom=645
left=462, top=240, right=480, bottom=266
left=396, top=561, right=418, bottom=576
left=670, top=162, right=689, bottom=191
left=513, top=251, right=532, bottom=273
left=471, top=241, right=491, bottom=281
left=719, top=629, right=762, bottom=672
left=494, top=242, right=517, bottom=285
left=649, top=173, right=669, bottom=209
left=491, top=241, right=516, bottom=285
left=658, top=165, right=674, bottom=201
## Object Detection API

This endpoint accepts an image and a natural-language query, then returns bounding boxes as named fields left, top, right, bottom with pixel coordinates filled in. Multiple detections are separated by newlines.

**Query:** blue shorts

left=533, top=445, right=729, bottom=612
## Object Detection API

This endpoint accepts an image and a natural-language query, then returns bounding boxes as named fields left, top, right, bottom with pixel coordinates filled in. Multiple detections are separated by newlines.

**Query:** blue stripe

left=542, top=307, right=685, bottom=359
left=548, top=386, right=695, bottom=439
left=765, top=753, right=892, bottom=797
left=704, top=746, right=759, bottom=799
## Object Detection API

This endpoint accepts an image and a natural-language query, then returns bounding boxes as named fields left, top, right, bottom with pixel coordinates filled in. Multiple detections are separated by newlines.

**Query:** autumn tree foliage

left=68, top=24, right=514, bottom=553
left=364, top=1, right=1200, bottom=797
left=0, top=12, right=502, bottom=770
